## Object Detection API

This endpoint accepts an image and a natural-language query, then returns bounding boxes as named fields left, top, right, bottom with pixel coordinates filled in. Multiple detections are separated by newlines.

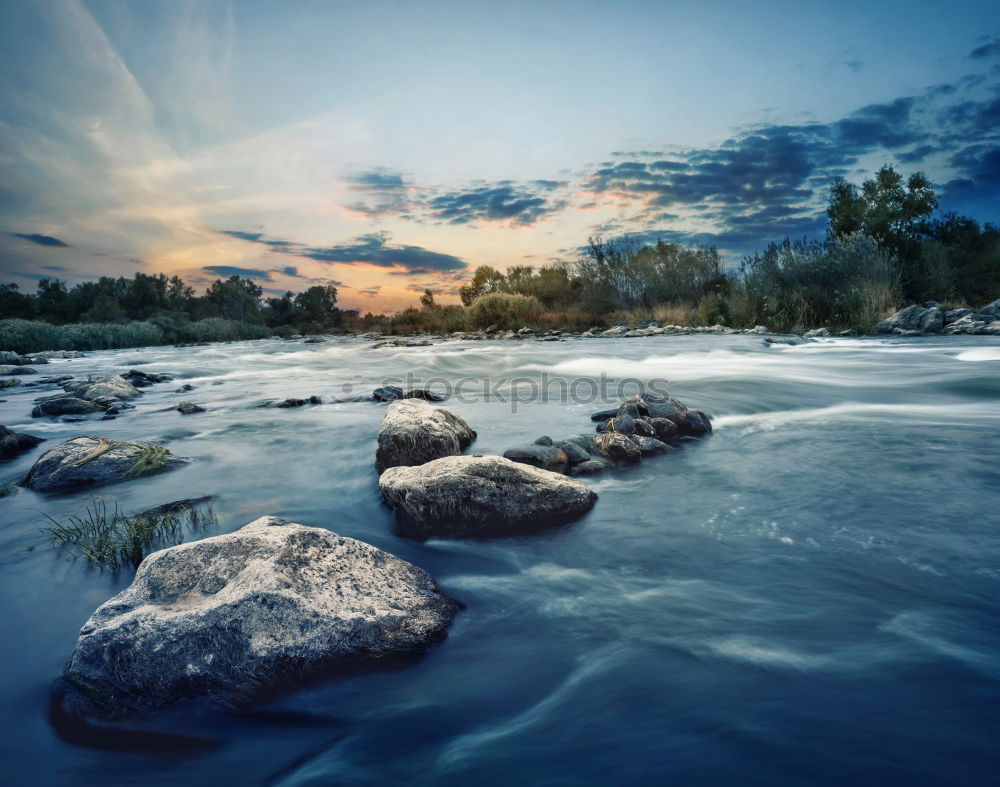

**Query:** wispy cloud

left=10, top=233, right=70, bottom=247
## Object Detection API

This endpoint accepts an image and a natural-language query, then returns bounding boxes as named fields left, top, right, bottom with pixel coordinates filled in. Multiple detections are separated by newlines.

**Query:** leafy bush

left=733, top=234, right=900, bottom=332
left=465, top=293, right=543, bottom=330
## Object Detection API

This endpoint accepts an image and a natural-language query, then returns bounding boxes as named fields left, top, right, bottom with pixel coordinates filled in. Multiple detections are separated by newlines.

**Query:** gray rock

left=175, top=383, right=195, bottom=393
left=176, top=402, right=205, bottom=414
left=629, top=435, right=669, bottom=456
left=601, top=326, right=629, bottom=337
left=803, top=327, right=830, bottom=338
left=668, top=409, right=713, bottom=436
left=275, top=396, right=322, bottom=408
left=533, top=435, right=553, bottom=446
left=876, top=305, right=943, bottom=334
left=570, top=458, right=611, bottom=476
left=644, top=398, right=689, bottom=419
left=502, top=445, right=569, bottom=474
left=379, top=455, right=597, bottom=538
left=590, top=408, right=619, bottom=422
left=21, top=436, right=188, bottom=492
left=31, top=396, right=100, bottom=418
left=607, top=414, right=637, bottom=435
left=0, top=425, right=44, bottom=459
left=632, top=418, right=655, bottom=437
left=559, top=440, right=592, bottom=464
left=0, top=377, right=19, bottom=389
left=0, top=365, right=35, bottom=375
left=838, top=329, right=858, bottom=337
left=943, top=308, right=972, bottom=324
left=599, top=432, right=641, bottom=462
left=63, top=375, right=141, bottom=401
left=38, top=374, right=74, bottom=385
left=375, top=399, right=476, bottom=473
left=372, top=385, right=404, bottom=402
left=978, top=298, right=1000, bottom=317
left=404, top=388, right=448, bottom=402
left=647, top=417, right=679, bottom=441
left=0, top=351, right=20, bottom=365
left=59, top=516, right=460, bottom=718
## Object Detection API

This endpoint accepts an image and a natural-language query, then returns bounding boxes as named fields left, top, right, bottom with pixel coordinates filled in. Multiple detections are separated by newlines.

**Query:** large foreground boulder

left=0, top=425, right=44, bottom=459
left=58, top=516, right=460, bottom=718
left=21, top=436, right=187, bottom=492
left=31, top=396, right=100, bottom=418
left=375, top=399, right=476, bottom=472
left=379, top=455, right=598, bottom=538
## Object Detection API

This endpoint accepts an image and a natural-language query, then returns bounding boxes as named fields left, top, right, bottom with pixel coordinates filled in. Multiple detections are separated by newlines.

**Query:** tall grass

left=465, top=293, right=544, bottom=330
left=43, top=498, right=216, bottom=571
left=733, top=234, right=901, bottom=333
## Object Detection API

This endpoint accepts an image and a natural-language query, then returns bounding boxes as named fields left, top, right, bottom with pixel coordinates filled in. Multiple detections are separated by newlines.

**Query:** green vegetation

left=43, top=498, right=216, bottom=572
left=0, top=271, right=345, bottom=353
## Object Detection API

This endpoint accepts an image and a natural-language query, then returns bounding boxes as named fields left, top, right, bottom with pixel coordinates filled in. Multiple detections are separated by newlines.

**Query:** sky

left=1, top=0, right=999, bottom=313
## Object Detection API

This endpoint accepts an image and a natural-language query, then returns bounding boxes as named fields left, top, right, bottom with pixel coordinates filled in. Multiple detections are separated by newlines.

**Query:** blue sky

left=1, top=0, right=998, bottom=311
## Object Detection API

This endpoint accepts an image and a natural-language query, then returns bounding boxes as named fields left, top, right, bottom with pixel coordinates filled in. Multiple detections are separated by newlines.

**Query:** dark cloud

left=358, top=285, right=382, bottom=297
left=969, top=39, right=1000, bottom=60
left=10, top=232, right=70, bottom=247
left=219, top=230, right=467, bottom=273
left=41, top=265, right=67, bottom=271
left=341, top=167, right=415, bottom=218
left=845, top=59, right=864, bottom=73
left=427, top=184, right=566, bottom=225
left=202, top=265, right=275, bottom=281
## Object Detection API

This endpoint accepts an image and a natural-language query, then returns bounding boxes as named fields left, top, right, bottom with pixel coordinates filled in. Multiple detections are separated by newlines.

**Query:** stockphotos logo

left=337, top=372, right=671, bottom=413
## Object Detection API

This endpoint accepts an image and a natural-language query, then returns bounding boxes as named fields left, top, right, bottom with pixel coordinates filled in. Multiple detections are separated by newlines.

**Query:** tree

left=419, top=289, right=436, bottom=310
left=459, top=266, right=507, bottom=306
left=205, top=275, right=264, bottom=323
left=827, top=165, right=937, bottom=252
left=0, top=283, right=35, bottom=319
left=294, top=285, right=339, bottom=328
left=35, top=278, right=70, bottom=322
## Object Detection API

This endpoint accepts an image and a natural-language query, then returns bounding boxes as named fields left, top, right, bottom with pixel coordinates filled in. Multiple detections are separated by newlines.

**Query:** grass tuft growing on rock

left=125, top=444, right=169, bottom=477
left=43, top=498, right=216, bottom=571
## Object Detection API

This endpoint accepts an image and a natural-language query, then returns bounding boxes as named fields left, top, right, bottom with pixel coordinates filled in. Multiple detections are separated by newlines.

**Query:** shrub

left=465, top=293, right=543, bottom=330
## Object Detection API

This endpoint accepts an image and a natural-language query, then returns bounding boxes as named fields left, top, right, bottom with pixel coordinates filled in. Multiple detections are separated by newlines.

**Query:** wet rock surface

left=375, top=399, right=476, bottom=472
left=21, top=436, right=188, bottom=492
left=58, top=515, right=460, bottom=718
left=379, top=455, right=598, bottom=538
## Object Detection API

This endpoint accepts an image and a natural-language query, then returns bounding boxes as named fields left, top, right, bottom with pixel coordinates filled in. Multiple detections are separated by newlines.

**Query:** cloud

left=844, top=59, right=864, bottom=73
left=202, top=265, right=276, bottom=281
left=10, top=232, right=70, bottom=247
left=219, top=229, right=467, bottom=273
left=427, top=183, right=567, bottom=225
left=341, top=167, right=416, bottom=218
left=357, top=285, right=382, bottom=297
left=581, top=94, right=938, bottom=250
left=969, top=39, right=1000, bottom=60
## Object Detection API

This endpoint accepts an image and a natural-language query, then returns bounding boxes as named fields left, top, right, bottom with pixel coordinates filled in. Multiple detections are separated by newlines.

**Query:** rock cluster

left=877, top=299, right=1000, bottom=336
left=59, top=516, right=461, bottom=718
left=21, top=436, right=187, bottom=492
left=376, top=399, right=476, bottom=472
left=32, top=374, right=142, bottom=419
left=503, top=393, right=712, bottom=477
left=372, top=385, right=447, bottom=403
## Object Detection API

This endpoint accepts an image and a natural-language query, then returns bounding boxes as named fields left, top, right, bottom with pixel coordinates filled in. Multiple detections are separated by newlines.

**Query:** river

left=1, top=333, right=999, bottom=785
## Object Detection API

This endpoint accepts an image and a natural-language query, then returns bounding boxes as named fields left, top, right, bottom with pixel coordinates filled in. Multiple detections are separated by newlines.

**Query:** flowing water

left=1, top=334, right=999, bottom=785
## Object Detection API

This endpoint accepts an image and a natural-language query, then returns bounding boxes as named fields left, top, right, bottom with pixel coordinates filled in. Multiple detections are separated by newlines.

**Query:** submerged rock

left=58, top=515, right=460, bottom=718
left=21, top=436, right=187, bottom=492
left=275, top=396, right=322, bottom=408
left=502, top=444, right=569, bottom=474
left=0, top=425, right=44, bottom=460
left=375, top=399, right=476, bottom=472
left=31, top=396, right=100, bottom=418
left=176, top=402, right=205, bottom=414
left=0, top=365, right=35, bottom=376
left=379, top=455, right=597, bottom=538
left=0, top=377, right=19, bottom=389
left=63, top=375, right=142, bottom=401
